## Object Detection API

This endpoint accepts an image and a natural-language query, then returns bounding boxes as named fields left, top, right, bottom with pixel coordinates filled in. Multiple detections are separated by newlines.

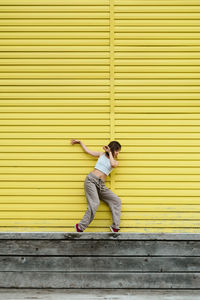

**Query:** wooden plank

left=1, top=256, right=200, bottom=272
left=0, top=240, right=199, bottom=256
left=0, top=272, right=200, bottom=288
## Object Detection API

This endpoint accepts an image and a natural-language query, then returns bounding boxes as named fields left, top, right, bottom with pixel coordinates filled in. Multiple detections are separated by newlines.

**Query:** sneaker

left=110, top=225, right=120, bottom=233
left=75, top=224, right=83, bottom=232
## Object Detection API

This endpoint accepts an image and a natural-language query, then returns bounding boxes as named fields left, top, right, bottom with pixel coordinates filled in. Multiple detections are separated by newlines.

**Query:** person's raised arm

left=103, top=145, right=119, bottom=168
left=70, top=139, right=102, bottom=157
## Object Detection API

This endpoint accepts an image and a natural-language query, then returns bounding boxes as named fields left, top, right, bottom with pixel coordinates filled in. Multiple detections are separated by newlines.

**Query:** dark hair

left=105, top=141, right=121, bottom=157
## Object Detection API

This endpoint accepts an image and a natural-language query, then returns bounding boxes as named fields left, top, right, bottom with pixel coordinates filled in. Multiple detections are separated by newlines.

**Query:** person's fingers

left=71, top=139, right=80, bottom=144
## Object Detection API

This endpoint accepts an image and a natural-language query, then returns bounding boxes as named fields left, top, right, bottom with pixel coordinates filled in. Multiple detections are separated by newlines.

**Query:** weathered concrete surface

left=1, top=232, right=200, bottom=240
left=0, top=289, right=200, bottom=300
left=1, top=233, right=200, bottom=289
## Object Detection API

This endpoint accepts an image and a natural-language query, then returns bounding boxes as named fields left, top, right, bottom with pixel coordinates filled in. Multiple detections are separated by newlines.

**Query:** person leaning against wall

left=70, top=139, right=122, bottom=233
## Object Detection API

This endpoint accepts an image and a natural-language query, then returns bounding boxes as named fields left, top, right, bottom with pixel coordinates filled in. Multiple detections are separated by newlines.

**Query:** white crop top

left=94, top=154, right=114, bottom=176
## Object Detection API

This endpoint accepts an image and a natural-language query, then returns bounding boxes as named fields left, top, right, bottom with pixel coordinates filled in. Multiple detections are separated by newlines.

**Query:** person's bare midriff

left=91, top=168, right=107, bottom=182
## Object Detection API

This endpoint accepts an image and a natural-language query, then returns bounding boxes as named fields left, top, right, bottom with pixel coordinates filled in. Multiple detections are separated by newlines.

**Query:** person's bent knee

left=93, top=201, right=100, bottom=211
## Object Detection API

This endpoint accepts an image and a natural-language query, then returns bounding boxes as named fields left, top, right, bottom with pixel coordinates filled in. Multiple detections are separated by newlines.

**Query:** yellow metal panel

left=0, top=0, right=199, bottom=232
left=0, top=6, right=110, bottom=12
left=0, top=0, right=111, bottom=232
left=0, top=1, right=109, bottom=4
left=114, top=0, right=200, bottom=233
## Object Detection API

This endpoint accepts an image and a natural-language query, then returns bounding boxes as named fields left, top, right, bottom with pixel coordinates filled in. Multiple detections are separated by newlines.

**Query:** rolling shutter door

left=115, top=0, right=200, bottom=232
left=0, top=0, right=111, bottom=232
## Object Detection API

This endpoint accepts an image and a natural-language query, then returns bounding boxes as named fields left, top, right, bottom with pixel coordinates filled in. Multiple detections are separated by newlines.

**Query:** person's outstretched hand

left=71, top=139, right=81, bottom=145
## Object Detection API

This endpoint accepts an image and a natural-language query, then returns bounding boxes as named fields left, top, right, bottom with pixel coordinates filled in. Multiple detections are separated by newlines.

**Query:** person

left=70, top=139, right=122, bottom=233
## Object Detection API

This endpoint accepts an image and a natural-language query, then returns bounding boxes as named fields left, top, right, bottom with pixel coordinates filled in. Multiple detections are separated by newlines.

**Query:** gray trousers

left=78, top=172, right=121, bottom=231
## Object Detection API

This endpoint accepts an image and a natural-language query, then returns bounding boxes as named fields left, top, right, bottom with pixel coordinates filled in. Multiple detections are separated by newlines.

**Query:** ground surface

left=0, top=289, right=200, bottom=300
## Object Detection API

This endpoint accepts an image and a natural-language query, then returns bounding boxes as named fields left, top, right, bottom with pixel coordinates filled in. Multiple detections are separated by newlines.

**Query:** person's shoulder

left=99, top=152, right=105, bottom=157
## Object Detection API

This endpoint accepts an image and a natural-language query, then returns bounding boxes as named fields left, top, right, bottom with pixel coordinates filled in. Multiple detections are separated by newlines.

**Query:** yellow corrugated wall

left=0, top=0, right=200, bottom=232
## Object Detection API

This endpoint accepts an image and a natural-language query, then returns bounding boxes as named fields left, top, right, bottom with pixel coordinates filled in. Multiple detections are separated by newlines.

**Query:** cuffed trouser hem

left=78, top=223, right=86, bottom=232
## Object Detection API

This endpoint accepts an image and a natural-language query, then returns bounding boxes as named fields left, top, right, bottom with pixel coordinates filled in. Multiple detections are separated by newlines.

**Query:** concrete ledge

left=1, top=289, right=200, bottom=300
left=0, top=232, right=200, bottom=240
left=1, top=232, right=200, bottom=288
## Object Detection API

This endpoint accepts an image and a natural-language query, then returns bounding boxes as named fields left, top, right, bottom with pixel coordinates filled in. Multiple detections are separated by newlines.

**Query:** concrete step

left=0, top=289, right=200, bottom=300
left=1, top=233, right=200, bottom=289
